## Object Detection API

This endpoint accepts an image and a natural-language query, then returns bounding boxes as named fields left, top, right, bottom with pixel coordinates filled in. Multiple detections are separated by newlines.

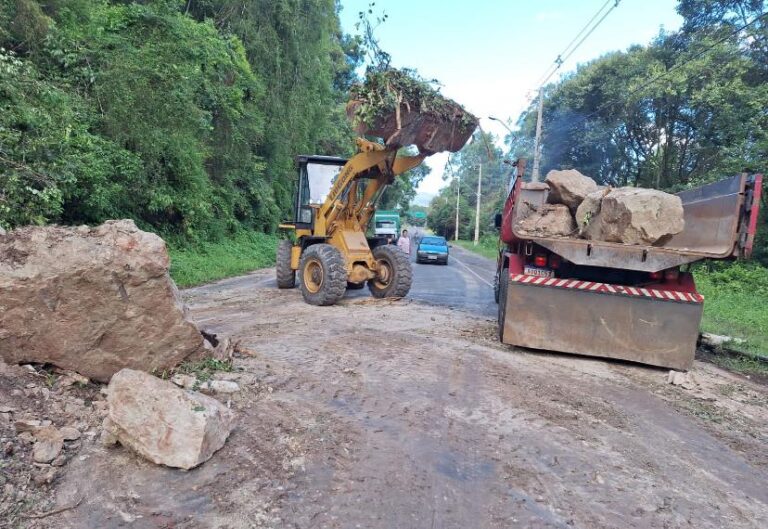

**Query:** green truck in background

left=373, top=210, right=400, bottom=240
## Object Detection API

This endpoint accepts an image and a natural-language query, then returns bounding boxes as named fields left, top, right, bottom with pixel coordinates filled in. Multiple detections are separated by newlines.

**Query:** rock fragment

left=32, top=426, right=64, bottom=463
left=515, top=204, right=576, bottom=238
left=103, top=369, right=235, bottom=469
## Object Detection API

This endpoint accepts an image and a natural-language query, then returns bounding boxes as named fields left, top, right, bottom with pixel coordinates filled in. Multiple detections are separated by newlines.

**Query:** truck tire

left=368, top=245, right=412, bottom=299
left=299, top=244, right=347, bottom=306
left=276, top=240, right=296, bottom=289
left=497, top=266, right=509, bottom=341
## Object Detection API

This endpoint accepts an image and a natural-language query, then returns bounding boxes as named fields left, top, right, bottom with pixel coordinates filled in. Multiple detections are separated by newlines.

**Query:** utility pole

left=454, top=173, right=460, bottom=241
left=532, top=87, right=544, bottom=182
left=474, top=163, right=482, bottom=245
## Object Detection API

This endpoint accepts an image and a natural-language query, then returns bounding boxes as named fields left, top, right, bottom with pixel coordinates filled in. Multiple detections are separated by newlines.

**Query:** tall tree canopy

left=0, top=0, right=363, bottom=239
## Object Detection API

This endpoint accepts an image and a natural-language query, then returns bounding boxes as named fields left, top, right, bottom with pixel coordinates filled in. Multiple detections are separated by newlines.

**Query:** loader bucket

left=347, top=100, right=477, bottom=154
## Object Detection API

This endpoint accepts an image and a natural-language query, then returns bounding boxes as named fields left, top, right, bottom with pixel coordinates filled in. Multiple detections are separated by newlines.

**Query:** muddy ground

left=1, top=267, right=767, bottom=528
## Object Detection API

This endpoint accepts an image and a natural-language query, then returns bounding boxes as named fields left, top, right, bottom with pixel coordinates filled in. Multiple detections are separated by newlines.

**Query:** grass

left=453, top=237, right=499, bottom=261
left=168, top=230, right=279, bottom=287
left=694, top=263, right=768, bottom=365
left=176, top=357, right=234, bottom=382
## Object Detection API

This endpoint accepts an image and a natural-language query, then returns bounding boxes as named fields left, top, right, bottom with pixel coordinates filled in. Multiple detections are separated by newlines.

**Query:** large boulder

left=545, top=169, right=599, bottom=211
left=515, top=203, right=576, bottom=238
left=0, top=220, right=205, bottom=381
left=103, top=369, right=235, bottom=469
left=581, top=187, right=685, bottom=245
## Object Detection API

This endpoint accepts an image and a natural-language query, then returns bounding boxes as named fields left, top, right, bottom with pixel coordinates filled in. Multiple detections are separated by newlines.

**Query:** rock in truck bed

left=515, top=169, right=685, bottom=246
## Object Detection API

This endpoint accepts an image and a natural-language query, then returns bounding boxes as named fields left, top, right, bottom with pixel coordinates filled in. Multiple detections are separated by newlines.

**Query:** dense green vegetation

left=695, top=263, right=768, bottom=358
left=168, top=231, right=277, bottom=287
left=0, top=0, right=362, bottom=240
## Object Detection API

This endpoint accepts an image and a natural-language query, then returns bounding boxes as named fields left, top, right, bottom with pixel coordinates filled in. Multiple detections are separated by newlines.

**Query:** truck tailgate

left=503, top=277, right=703, bottom=370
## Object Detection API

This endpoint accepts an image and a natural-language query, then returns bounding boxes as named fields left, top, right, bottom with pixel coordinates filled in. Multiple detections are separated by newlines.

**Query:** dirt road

left=20, top=249, right=768, bottom=528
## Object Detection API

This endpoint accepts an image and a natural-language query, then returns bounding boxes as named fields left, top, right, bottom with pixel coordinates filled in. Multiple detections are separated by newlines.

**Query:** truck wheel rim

left=304, top=259, right=323, bottom=293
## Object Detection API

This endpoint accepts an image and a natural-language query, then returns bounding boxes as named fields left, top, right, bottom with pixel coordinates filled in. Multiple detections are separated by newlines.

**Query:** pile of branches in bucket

left=347, top=67, right=477, bottom=153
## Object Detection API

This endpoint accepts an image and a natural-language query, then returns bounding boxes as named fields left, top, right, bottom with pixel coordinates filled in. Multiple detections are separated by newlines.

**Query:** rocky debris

left=31, top=426, right=64, bottom=463
left=515, top=203, right=576, bottom=238
left=103, top=369, right=236, bottom=469
left=201, top=330, right=236, bottom=362
left=171, top=374, right=241, bottom=394
left=54, top=368, right=90, bottom=388
left=668, top=370, right=697, bottom=390
left=580, top=187, right=685, bottom=245
left=0, top=220, right=207, bottom=382
left=59, top=426, right=81, bottom=441
left=545, top=169, right=599, bottom=211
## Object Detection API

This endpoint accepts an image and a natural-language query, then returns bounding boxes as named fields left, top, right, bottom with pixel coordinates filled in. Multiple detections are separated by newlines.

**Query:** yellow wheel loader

left=277, top=140, right=427, bottom=305
left=277, top=97, right=476, bottom=305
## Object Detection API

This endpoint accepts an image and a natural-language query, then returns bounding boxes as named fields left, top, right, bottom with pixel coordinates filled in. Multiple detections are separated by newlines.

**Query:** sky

left=338, top=0, right=684, bottom=202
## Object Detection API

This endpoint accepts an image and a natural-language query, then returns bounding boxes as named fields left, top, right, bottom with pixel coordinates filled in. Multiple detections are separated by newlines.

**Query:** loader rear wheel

left=276, top=240, right=296, bottom=289
left=299, top=244, right=347, bottom=306
left=497, top=266, right=509, bottom=341
left=368, top=245, right=412, bottom=299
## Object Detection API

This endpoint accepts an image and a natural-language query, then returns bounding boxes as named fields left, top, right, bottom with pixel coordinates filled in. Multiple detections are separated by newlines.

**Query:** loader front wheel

left=299, top=244, right=347, bottom=306
left=369, top=245, right=412, bottom=299
left=276, top=240, right=296, bottom=289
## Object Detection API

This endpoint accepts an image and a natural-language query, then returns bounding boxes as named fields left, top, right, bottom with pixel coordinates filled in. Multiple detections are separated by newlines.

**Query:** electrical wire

left=532, top=0, right=622, bottom=90
left=541, top=10, right=768, bottom=138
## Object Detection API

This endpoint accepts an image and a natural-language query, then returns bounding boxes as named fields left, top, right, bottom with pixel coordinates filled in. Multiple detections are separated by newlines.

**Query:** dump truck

left=277, top=76, right=477, bottom=306
left=373, top=210, right=401, bottom=239
left=495, top=161, right=763, bottom=370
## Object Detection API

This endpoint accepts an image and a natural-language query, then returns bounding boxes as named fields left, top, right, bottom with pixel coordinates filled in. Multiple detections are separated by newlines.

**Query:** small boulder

left=515, top=204, right=576, bottom=238
left=32, top=426, right=64, bottom=463
left=545, top=169, right=599, bottom=211
left=59, top=426, right=81, bottom=441
left=103, top=369, right=235, bottom=469
left=582, top=187, right=684, bottom=245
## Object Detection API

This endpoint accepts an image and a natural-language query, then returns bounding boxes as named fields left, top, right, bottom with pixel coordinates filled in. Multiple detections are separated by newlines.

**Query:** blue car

left=416, top=236, right=449, bottom=265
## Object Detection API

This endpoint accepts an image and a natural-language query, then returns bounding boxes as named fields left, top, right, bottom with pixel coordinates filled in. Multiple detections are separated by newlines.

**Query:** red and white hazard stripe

left=509, top=274, right=704, bottom=303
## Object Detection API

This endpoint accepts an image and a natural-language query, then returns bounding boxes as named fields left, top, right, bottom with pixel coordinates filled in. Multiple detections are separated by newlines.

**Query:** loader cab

left=294, top=155, right=348, bottom=228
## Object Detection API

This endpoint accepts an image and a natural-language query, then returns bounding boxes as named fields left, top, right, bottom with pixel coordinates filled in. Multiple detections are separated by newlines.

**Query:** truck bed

left=510, top=174, right=762, bottom=273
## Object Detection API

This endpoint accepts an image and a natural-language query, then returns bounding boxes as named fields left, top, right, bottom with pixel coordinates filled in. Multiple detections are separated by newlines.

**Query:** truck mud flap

left=502, top=277, right=703, bottom=370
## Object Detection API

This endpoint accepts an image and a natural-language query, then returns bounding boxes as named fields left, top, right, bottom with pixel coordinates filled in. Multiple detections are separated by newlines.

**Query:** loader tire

left=368, top=245, right=412, bottom=299
left=299, top=244, right=347, bottom=306
left=276, top=240, right=296, bottom=289
left=497, top=266, right=509, bottom=341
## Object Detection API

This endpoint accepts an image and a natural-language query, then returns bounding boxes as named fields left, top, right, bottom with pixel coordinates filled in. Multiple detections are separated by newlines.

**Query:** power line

left=533, top=0, right=622, bottom=90
left=540, top=10, right=768, bottom=138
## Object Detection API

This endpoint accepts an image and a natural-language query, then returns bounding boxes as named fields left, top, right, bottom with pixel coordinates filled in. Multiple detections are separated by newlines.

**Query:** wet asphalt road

left=346, top=235, right=499, bottom=318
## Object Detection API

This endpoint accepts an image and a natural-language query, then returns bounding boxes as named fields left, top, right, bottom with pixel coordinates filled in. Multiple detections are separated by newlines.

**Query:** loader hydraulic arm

left=312, top=138, right=426, bottom=238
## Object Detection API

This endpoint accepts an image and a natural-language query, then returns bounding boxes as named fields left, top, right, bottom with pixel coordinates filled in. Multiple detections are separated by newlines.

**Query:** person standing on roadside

left=397, top=229, right=411, bottom=255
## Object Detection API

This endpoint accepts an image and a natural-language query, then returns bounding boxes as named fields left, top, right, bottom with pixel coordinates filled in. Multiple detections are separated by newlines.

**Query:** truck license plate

left=524, top=266, right=553, bottom=278
left=428, top=255, right=438, bottom=260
